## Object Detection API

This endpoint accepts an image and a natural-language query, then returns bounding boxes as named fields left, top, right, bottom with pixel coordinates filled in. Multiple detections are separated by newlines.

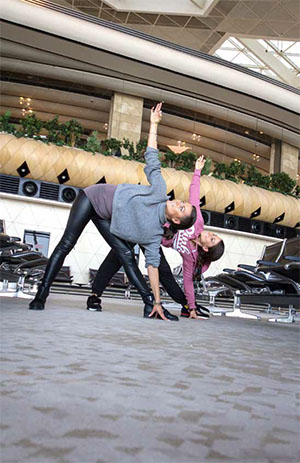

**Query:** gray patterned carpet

left=1, top=294, right=299, bottom=463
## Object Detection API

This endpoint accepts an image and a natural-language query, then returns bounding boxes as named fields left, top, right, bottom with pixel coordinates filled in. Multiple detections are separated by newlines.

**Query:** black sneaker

left=196, top=304, right=210, bottom=317
left=181, top=304, right=210, bottom=319
left=86, top=295, right=102, bottom=312
left=195, top=308, right=210, bottom=319
left=181, top=305, right=192, bottom=318
left=143, top=304, right=178, bottom=321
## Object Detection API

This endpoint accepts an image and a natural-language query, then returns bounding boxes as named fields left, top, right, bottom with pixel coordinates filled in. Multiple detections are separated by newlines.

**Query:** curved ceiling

left=50, top=0, right=300, bottom=55
left=1, top=0, right=299, bottom=175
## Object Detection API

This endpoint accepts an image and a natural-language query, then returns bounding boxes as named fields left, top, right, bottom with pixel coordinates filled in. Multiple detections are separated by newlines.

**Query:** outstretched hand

left=150, top=102, right=163, bottom=125
left=189, top=309, right=198, bottom=319
left=196, top=155, right=205, bottom=170
left=148, top=304, right=168, bottom=320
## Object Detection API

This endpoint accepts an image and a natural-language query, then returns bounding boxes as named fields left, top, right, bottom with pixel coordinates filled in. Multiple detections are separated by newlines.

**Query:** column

left=280, top=143, right=299, bottom=180
left=269, top=140, right=281, bottom=174
left=108, top=93, right=143, bottom=152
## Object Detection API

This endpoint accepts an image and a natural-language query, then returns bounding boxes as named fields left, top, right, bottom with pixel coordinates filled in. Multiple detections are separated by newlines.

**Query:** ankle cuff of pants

left=142, top=294, right=154, bottom=305
left=35, top=286, right=50, bottom=301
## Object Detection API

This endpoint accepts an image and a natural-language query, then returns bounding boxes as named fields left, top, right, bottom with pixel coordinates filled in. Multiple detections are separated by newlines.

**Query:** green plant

left=43, top=115, right=64, bottom=144
left=85, top=131, right=101, bottom=154
left=163, top=150, right=179, bottom=168
left=121, top=138, right=147, bottom=162
left=225, top=161, right=246, bottom=182
left=61, top=119, right=84, bottom=147
left=19, top=113, right=43, bottom=138
left=212, top=162, right=227, bottom=179
left=122, top=138, right=135, bottom=157
left=270, top=172, right=296, bottom=194
left=244, top=165, right=271, bottom=189
left=101, top=137, right=122, bottom=156
left=0, top=111, right=16, bottom=134
left=179, top=151, right=197, bottom=171
left=201, top=157, right=212, bottom=176
left=133, top=138, right=147, bottom=162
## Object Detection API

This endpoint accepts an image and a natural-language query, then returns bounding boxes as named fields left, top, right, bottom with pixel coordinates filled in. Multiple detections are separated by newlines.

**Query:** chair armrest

left=10, top=251, right=43, bottom=260
left=284, top=255, right=300, bottom=262
left=238, top=264, right=256, bottom=271
left=15, top=257, right=48, bottom=271
left=256, top=260, right=279, bottom=267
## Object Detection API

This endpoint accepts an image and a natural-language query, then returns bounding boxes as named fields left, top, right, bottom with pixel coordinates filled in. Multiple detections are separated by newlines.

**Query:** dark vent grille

left=40, top=182, right=59, bottom=201
left=239, top=217, right=251, bottom=233
left=210, top=212, right=224, bottom=228
left=0, top=174, right=19, bottom=194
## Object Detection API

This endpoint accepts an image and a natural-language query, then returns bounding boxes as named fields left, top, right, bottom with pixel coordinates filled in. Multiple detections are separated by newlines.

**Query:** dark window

left=23, top=230, right=50, bottom=257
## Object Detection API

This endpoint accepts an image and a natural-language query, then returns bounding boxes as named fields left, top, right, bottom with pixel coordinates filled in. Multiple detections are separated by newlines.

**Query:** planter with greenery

left=0, top=110, right=298, bottom=198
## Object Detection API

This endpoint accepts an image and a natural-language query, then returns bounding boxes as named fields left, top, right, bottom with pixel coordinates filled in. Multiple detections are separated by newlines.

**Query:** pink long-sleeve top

left=161, top=168, right=209, bottom=309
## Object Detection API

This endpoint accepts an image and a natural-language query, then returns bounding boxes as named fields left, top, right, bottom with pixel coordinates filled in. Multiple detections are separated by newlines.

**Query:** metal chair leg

left=225, top=293, right=261, bottom=320
left=268, top=306, right=296, bottom=324
left=208, top=287, right=232, bottom=316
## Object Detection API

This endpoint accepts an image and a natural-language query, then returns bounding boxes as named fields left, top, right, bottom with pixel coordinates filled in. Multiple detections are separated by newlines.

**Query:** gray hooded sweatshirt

left=110, top=147, right=169, bottom=268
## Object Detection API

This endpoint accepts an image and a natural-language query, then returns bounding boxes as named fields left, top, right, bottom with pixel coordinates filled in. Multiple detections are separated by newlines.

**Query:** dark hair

left=194, top=239, right=225, bottom=278
left=163, top=205, right=197, bottom=240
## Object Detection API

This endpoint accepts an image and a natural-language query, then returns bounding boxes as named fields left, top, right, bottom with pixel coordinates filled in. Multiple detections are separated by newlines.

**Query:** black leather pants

left=92, top=246, right=187, bottom=306
left=38, top=191, right=152, bottom=303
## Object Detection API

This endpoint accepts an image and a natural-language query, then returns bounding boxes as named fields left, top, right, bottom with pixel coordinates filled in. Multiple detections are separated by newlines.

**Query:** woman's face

left=199, top=231, right=221, bottom=251
left=166, top=200, right=193, bottom=224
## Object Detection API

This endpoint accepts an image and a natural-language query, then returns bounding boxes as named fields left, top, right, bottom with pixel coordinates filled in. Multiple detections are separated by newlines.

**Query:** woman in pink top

left=161, top=155, right=224, bottom=318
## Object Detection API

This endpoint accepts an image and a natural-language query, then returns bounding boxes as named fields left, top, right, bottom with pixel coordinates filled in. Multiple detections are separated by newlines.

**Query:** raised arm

left=147, top=102, right=162, bottom=149
left=189, top=155, right=205, bottom=206
left=144, top=103, right=166, bottom=193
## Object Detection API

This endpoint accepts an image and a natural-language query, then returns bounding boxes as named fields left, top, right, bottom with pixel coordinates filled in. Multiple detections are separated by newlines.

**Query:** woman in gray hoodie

left=29, top=104, right=196, bottom=320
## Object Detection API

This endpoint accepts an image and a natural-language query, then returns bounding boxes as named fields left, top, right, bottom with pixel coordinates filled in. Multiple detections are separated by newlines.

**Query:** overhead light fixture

left=168, top=144, right=191, bottom=154
left=20, top=96, right=33, bottom=116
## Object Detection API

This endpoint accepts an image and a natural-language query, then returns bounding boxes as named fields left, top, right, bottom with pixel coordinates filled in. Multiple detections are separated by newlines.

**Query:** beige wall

left=108, top=93, right=143, bottom=150
left=281, top=143, right=299, bottom=180
left=270, top=141, right=299, bottom=180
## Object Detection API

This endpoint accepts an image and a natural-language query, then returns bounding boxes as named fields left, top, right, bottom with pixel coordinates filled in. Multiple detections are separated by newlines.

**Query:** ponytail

left=194, top=239, right=225, bottom=279
left=163, top=205, right=197, bottom=240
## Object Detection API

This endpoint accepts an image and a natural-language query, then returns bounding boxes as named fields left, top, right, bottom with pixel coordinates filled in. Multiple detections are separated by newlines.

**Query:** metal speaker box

left=251, top=220, right=265, bottom=235
left=59, top=185, right=80, bottom=204
left=18, top=178, right=41, bottom=198
left=264, top=223, right=287, bottom=239
left=224, top=214, right=239, bottom=230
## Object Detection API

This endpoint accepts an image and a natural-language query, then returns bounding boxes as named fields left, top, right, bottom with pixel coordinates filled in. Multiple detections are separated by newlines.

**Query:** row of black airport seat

left=203, top=237, right=300, bottom=322
left=0, top=232, right=131, bottom=296
left=0, top=233, right=48, bottom=297
left=1, top=231, right=299, bottom=324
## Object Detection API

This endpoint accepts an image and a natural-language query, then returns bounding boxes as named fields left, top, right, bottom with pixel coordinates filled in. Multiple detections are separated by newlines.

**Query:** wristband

left=154, top=301, right=161, bottom=305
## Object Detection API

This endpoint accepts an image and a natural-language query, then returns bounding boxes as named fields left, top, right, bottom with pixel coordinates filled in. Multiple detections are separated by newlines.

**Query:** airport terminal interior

left=0, top=1, right=300, bottom=462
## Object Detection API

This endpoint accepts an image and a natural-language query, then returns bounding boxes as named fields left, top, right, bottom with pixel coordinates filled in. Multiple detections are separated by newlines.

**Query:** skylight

left=214, top=37, right=300, bottom=84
